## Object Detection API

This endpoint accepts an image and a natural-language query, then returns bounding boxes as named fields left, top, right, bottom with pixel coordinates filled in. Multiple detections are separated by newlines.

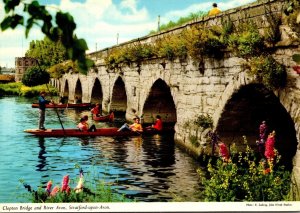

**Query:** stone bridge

left=50, top=0, right=300, bottom=193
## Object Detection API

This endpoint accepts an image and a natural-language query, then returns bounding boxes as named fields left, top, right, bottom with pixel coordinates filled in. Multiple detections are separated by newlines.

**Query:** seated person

left=208, top=3, right=221, bottom=16
left=91, top=103, right=102, bottom=117
left=118, top=117, right=143, bottom=133
left=146, top=115, right=163, bottom=131
left=74, top=96, right=82, bottom=104
left=77, top=116, right=97, bottom=132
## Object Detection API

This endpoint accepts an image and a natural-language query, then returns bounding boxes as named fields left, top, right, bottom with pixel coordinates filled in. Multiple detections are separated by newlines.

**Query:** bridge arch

left=90, top=77, right=103, bottom=105
left=216, top=83, right=297, bottom=169
left=74, top=78, right=83, bottom=103
left=110, top=76, right=127, bottom=114
left=62, top=79, right=69, bottom=99
left=142, top=78, right=177, bottom=125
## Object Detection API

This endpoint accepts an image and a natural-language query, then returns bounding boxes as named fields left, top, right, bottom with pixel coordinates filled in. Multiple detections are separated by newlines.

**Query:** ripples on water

left=0, top=96, right=203, bottom=202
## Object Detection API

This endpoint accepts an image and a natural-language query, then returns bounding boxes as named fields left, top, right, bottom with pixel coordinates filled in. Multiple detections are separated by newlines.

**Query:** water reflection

left=36, top=137, right=47, bottom=172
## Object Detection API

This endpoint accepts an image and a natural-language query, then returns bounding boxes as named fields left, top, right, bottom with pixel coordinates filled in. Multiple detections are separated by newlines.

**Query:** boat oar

left=45, top=84, right=66, bottom=136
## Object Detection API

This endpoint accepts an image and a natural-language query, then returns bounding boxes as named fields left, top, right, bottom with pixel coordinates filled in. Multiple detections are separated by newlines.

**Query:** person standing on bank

left=38, top=91, right=52, bottom=130
left=208, top=3, right=221, bottom=16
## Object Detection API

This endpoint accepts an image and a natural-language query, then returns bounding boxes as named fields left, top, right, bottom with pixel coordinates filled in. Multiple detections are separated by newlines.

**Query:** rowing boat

left=31, top=103, right=92, bottom=109
left=93, top=112, right=114, bottom=122
left=24, top=127, right=174, bottom=137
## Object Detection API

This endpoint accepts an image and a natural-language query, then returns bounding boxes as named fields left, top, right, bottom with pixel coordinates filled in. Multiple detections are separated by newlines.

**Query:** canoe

left=93, top=112, right=114, bottom=122
left=24, top=127, right=174, bottom=137
left=31, top=103, right=92, bottom=109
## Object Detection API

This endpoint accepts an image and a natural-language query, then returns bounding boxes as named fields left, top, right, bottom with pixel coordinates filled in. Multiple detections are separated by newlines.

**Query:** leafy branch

left=1, top=0, right=93, bottom=74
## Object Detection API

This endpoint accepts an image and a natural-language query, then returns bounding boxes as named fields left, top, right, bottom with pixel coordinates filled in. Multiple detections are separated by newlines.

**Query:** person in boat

left=91, top=103, right=102, bottom=117
left=208, top=3, right=221, bottom=16
left=74, top=96, right=82, bottom=104
left=77, top=116, right=97, bottom=132
left=146, top=115, right=163, bottom=131
left=118, top=117, right=143, bottom=133
left=38, top=91, right=52, bottom=131
left=58, top=96, right=67, bottom=105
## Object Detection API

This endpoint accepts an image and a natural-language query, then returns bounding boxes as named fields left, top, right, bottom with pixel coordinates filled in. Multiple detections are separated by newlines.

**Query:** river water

left=0, top=96, right=203, bottom=202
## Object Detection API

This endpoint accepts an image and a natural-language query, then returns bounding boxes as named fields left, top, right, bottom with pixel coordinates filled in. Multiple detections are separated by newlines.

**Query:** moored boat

left=24, top=127, right=174, bottom=137
left=31, top=103, right=92, bottom=109
left=93, top=112, right=114, bottom=122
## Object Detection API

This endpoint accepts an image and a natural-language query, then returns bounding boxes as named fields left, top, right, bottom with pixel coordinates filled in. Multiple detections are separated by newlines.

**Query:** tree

left=22, top=66, right=50, bottom=87
left=25, top=37, right=68, bottom=68
left=1, top=0, right=93, bottom=74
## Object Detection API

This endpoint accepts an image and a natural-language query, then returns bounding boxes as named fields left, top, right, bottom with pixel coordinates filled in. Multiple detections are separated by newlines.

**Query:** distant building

left=15, top=57, right=37, bottom=82
left=0, top=67, right=15, bottom=74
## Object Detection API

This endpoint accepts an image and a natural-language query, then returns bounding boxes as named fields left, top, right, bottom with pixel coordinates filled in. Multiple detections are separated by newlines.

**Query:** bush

left=22, top=66, right=50, bottom=87
left=246, top=56, right=287, bottom=90
left=228, top=22, right=264, bottom=58
left=199, top=138, right=291, bottom=201
left=194, top=114, right=213, bottom=129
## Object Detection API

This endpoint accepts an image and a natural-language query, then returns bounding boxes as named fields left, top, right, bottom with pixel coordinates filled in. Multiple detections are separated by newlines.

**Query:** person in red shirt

left=146, top=115, right=163, bottom=131
left=152, top=115, right=163, bottom=131
left=91, top=103, right=102, bottom=117
left=77, top=117, right=96, bottom=132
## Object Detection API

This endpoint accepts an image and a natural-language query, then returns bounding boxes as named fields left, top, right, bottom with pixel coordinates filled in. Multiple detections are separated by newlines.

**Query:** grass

left=0, top=82, right=58, bottom=97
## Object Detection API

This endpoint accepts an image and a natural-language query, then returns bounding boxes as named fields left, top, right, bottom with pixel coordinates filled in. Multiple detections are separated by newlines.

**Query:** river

left=0, top=96, right=203, bottom=202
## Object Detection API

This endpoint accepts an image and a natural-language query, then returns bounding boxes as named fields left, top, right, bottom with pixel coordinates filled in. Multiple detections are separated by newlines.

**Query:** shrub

left=194, top=114, right=213, bottom=129
left=285, top=0, right=300, bottom=36
left=228, top=22, right=264, bottom=58
left=246, top=56, right=287, bottom=90
left=22, top=66, right=50, bottom=87
left=189, top=135, right=200, bottom=147
left=199, top=137, right=291, bottom=201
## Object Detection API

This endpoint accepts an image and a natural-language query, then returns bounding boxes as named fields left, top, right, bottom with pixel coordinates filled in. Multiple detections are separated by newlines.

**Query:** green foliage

left=151, top=11, right=208, bottom=34
left=194, top=114, right=213, bottom=129
left=221, top=18, right=234, bottom=44
left=155, top=35, right=188, bottom=61
left=1, top=0, right=92, bottom=74
left=22, top=66, right=50, bottom=87
left=264, top=7, right=282, bottom=45
left=284, top=0, right=300, bottom=35
left=48, top=60, right=78, bottom=78
left=25, top=181, right=129, bottom=203
left=293, top=54, right=300, bottom=64
left=189, top=135, right=200, bottom=147
left=200, top=139, right=291, bottom=201
left=25, top=37, right=68, bottom=68
left=0, top=82, right=57, bottom=97
left=228, top=22, right=264, bottom=58
left=246, top=56, right=287, bottom=90
left=21, top=169, right=131, bottom=203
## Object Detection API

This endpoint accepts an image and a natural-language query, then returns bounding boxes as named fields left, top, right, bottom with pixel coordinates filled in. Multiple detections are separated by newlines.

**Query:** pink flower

left=50, top=186, right=60, bottom=197
left=61, top=175, right=70, bottom=193
left=45, top=181, right=52, bottom=194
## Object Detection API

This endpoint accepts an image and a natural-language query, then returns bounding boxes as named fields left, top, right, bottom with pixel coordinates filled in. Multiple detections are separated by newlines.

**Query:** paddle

left=45, top=84, right=66, bottom=136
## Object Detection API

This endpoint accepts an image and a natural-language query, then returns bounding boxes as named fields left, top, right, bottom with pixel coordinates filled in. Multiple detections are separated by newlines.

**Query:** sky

left=0, top=0, right=256, bottom=68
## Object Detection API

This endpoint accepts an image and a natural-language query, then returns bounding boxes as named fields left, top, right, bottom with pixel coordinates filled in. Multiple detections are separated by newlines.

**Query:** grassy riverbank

left=0, top=82, right=58, bottom=97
